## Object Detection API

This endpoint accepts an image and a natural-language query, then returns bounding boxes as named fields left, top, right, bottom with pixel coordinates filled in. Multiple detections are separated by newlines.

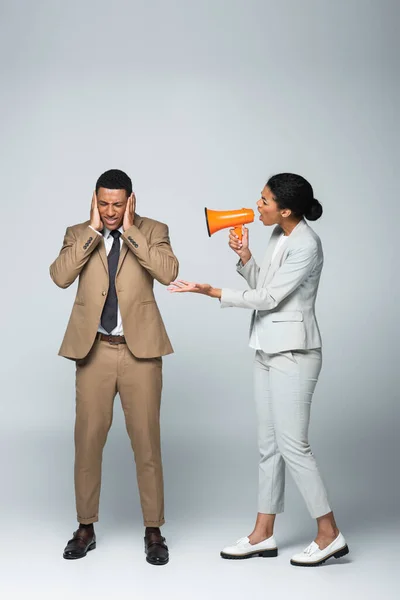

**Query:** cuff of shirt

left=89, top=225, right=102, bottom=236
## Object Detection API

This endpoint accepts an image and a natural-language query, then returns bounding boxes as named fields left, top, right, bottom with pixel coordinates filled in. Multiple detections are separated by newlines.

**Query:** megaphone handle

left=234, top=226, right=243, bottom=241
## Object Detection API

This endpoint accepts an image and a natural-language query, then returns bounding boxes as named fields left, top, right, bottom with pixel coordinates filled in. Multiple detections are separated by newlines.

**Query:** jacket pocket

left=74, top=297, right=85, bottom=306
left=139, top=300, right=156, bottom=305
left=271, top=311, right=303, bottom=322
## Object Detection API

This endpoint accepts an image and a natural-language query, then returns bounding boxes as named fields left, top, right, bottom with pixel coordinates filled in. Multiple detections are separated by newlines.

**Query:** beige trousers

left=74, top=339, right=164, bottom=526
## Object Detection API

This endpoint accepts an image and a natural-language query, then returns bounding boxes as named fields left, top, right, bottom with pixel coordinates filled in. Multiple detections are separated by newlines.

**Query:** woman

left=168, top=173, right=349, bottom=567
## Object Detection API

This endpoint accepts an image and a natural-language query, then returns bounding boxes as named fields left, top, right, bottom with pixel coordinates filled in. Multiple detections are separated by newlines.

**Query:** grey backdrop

left=1, top=1, right=398, bottom=598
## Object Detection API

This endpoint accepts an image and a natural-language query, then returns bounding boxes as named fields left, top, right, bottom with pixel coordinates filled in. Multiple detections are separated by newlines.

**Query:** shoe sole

left=145, top=556, right=169, bottom=566
left=220, top=548, right=278, bottom=560
left=290, top=544, right=349, bottom=567
left=63, top=541, right=96, bottom=560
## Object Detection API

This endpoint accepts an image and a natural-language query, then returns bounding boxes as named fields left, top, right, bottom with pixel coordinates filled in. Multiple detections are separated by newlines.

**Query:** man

left=50, top=169, right=178, bottom=565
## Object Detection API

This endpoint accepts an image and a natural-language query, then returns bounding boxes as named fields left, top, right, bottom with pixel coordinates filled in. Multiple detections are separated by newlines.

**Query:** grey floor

left=1, top=425, right=398, bottom=600
left=2, top=518, right=397, bottom=600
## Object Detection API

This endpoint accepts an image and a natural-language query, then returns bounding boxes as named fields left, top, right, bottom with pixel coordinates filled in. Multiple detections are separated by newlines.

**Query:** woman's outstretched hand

left=167, top=280, right=221, bottom=299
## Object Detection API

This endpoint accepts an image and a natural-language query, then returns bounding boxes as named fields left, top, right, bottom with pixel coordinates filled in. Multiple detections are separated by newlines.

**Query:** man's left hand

left=123, top=193, right=136, bottom=231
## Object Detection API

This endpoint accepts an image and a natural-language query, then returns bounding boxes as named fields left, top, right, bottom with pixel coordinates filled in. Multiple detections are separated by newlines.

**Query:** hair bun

left=304, top=198, right=323, bottom=221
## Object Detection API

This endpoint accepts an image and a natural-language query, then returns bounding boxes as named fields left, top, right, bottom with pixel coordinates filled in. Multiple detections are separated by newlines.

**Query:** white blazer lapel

left=261, top=220, right=308, bottom=285
left=265, top=241, right=288, bottom=284
left=258, top=226, right=282, bottom=289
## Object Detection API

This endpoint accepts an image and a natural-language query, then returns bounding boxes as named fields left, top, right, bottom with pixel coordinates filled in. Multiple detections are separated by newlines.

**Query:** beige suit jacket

left=50, top=215, right=179, bottom=360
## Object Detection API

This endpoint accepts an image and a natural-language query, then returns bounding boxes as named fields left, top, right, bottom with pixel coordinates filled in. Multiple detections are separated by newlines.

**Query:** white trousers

left=254, top=349, right=332, bottom=519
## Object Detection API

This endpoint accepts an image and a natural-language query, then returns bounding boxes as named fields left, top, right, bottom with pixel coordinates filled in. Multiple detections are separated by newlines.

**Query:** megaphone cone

left=205, top=207, right=255, bottom=240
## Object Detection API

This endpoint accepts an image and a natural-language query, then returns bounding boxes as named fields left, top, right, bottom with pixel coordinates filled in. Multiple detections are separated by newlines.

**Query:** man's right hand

left=90, top=191, right=103, bottom=231
left=228, top=227, right=251, bottom=265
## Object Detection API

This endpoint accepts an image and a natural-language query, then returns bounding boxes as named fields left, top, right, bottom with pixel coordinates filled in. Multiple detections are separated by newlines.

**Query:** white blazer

left=220, top=219, right=323, bottom=353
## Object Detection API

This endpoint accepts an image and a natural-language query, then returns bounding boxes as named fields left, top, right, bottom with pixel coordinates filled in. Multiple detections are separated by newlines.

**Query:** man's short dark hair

left=95, top=169, right=132, bottom=196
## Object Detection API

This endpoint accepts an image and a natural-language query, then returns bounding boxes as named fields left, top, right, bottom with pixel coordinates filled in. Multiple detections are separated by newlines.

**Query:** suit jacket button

left=102, top=291, right=107, bottom=296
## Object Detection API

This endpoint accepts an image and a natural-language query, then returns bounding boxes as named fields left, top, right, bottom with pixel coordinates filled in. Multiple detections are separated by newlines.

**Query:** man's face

left=97, top=187, right=128, bottom=230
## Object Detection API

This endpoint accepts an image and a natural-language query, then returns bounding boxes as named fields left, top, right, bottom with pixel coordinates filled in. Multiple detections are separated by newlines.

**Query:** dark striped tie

left=100, top=230, right=121, bottom=333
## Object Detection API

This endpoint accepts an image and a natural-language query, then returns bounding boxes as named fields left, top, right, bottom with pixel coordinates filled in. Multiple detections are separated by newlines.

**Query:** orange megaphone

left=205, top=207, right=255, bottom=240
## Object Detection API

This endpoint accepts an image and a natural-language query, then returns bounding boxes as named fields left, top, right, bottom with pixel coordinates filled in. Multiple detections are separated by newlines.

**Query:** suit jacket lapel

left=97, top=238, right=108, bottom=274
left=260, top=219, right=308, bottom=286
left=257, top=227, right=282, bottom=289
left=265, top=241, right=287, bottom=284
left=116, top=213, right=143, bottom=276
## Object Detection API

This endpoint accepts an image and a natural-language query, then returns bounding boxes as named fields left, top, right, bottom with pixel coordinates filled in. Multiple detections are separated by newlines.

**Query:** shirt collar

left=103, top=225, right=124, bottom=239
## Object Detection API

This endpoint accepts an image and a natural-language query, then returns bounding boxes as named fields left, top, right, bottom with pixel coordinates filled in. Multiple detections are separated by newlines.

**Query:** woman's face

left=257, top=185, right=288, bottom=226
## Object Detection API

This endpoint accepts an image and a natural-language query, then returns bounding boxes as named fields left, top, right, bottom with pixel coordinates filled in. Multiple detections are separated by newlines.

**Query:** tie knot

left=110, top=230, right=121, bottom=239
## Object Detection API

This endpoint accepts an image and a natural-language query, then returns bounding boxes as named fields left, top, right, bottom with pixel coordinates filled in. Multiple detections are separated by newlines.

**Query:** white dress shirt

left=249, top=233, right=287, bottom=350
left=90, top=225, right=124, bottom=335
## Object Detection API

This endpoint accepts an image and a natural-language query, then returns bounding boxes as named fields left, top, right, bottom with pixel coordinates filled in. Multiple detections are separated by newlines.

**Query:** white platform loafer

left=290, top=532, right=349, bottom=567
left=220, top=535, right=278, bottom=560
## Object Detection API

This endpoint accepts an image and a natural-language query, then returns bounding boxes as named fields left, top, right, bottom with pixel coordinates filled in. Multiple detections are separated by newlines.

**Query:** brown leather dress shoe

left=63, top=527, right=96, bottom=560
left=144, top=528, right=169, bottom=566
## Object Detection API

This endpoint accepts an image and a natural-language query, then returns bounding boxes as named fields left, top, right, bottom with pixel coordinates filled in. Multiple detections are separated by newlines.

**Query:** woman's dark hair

left=96, top=169, right=132, bottom=197
left=266, top=173, right=323, bottom=221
